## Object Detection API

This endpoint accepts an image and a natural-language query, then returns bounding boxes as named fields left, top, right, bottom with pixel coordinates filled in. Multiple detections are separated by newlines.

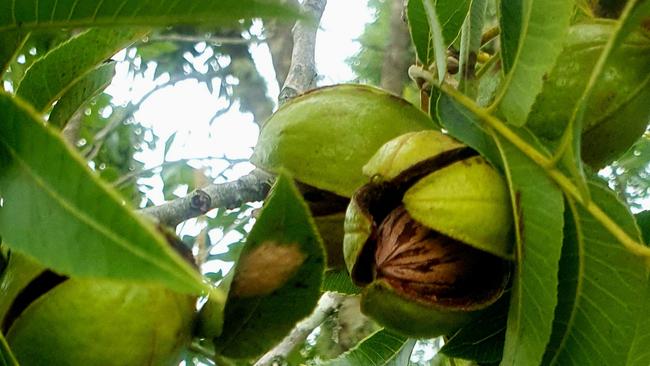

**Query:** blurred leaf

left=209, top=240, right=246, bottom=263
left=0, top=331, right=18, bottom=366
left=498, top=0, right=522, bottom=74
left=0, top=31, right=27, bottom=76
left=457, top=0, right=486, bottom=95
left=208, top=208, right=243, bottom=234
left=407, top=0, right=472, bottom=66
left=48, top=61, right=116, bottom=129
left=0, top=0, right=302, bottom=31
left=137, top=41, right=179, bottom=61
left=441, top=290, right=510, bottom=363
left=214, top=172, right=325, bottom=359
left=496, top=0, right=573, bottom=126
left=0, top=92, right=206, bottom=295
left=163, top=132, right=178, bottom=160
left=161, top=161, right=203, bottom=200
left=542, top=181, right=649, bottom=365
left=16, top=28, right=147, bottom=112
left=322, top=269, right=361, bottom=295
left=407, top=0, right=433, bottom=65
left=348, top=0, right=392, bottom=86
left=318, top=329, right=414, bottom=366
left=204, top=271, right=224, bottom=282
left=436, top=0, right=471, bottom=45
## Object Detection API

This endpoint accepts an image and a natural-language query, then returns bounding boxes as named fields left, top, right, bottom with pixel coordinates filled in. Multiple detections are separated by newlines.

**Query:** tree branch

left=254, top=292, right=345, bottom=366
left=139, top=169, right=274, bottom=227
left=140, top=0, right=327, bottom=226
left=278, top=0, right=328, bottom=104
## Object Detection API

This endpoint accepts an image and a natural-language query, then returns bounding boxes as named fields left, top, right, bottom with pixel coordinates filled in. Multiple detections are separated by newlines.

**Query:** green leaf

left=495, top=0, right=573, bottom=126
left=440, top=290, right=510, bottom=363
left=635, top=210, right=650, bottom=244
left=422, top=0, right=448, bottom=83
left=627, top=272, right=650, bottom=366
left=16, top=28, right=146, bottom=112
left=0, top=92, right=206, bottom=295
left=322, top=269, right=361, bottom=295
left=436, top=92, right=501, bottom=166
left=406, top=0, right=472, bottom=67
left=542, top=181, right=649, bottom=365
left=0, top=31, right=27, bottom=76
left=48, top=61, right=115, bottom=129
left=0, top=0, right=301, bottom=31
left=0, top=331, right=18, bottom=366
left=439, top=91, right=563, bottom=366
left=494, top=133, right=564, bottom=366
left=319, top=329, right=414, bottom=366
left=498, top=0, right=523, bottom=74
left=407, top=0, right=433, bottom=65
left=436, top=0, right=471, bottom=46
left=458, top=0, right=486, bottom=95
left=214, top=171, right=325, bottom=359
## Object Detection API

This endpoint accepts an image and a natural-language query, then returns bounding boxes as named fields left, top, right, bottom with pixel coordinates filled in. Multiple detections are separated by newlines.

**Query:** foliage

left=0, top=0, right=650, bottom=365
left=347, top=0, right=392, bottom=86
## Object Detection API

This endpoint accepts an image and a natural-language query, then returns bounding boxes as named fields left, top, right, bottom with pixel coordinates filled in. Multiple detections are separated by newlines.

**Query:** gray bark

left=380, top=0, right=411, bottom=95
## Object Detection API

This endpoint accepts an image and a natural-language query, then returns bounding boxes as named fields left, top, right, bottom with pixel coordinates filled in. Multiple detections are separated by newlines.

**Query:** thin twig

left=254, top=292, right=344, bottom=366
left=278, top=0, right=327, bottom=104
left=139, top=169, right=274, bottom=226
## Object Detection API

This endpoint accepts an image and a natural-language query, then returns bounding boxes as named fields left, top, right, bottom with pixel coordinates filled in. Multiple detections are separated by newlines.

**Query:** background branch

left=254, top=292, right=344, bottom=366
left=139, top=169, right=273, bottom=226
left=278, top=0, right=327, bottom=104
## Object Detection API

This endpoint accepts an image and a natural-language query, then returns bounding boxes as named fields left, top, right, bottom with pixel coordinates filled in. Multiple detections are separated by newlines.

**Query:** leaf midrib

left=0, top=125, right=197, bottom=289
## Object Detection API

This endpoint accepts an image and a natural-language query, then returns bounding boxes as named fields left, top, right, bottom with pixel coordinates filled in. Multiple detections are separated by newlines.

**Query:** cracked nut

left=344, top=130, right=512, bottom=337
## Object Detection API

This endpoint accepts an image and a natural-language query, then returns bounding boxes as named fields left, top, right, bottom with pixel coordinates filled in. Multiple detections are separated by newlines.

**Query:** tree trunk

left=380, top=0, right=411, bottom=95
